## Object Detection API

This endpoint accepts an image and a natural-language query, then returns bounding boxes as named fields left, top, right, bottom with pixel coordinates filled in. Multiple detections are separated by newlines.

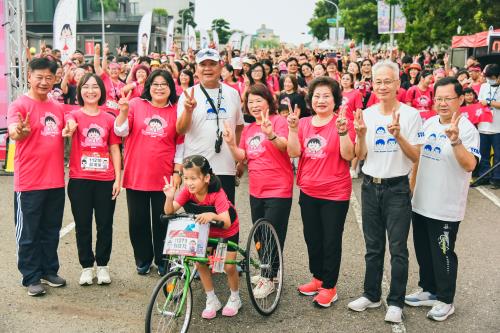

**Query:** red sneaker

left=313, top=287, right=338, bottom=308
left=298, top=277, right=323, bottom=296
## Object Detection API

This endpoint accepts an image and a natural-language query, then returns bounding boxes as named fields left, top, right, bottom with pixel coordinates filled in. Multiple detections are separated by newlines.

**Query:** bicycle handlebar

left=160, top=213, right=225, bottom=229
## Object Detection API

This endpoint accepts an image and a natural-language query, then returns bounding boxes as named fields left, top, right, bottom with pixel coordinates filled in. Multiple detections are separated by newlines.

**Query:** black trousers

left=412, top=212, right=460, bottom=304
left=361, top=175, right=412, bottom=308
left=68, top=179, right=116, bottom=268
left=299, top=191, right=349, bottom=289
left=126, top=189, right=166, bottom=267
left=14, top=188, right=65, bottom=286
left=249, top=195, right=292, bottom=278
left=218, top=175, right=235, bottom=205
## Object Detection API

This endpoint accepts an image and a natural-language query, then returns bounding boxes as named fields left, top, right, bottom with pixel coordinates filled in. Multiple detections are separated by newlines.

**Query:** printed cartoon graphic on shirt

left=416, top=95, right=431, bottom=110
left=40, top=112, right=61, bottom=137
left=246, top=132, right=266, bottom=158
left=206, top=96, right=228, bottom=120
left=142, top=115, right=167, bottom=137
left=48, top=87, right=64, bottom=104
left=81, top=124, right=105, bottom=148
left=304, top=134, right=327, bottom=159
left=373, top=125, right=398, bottom=153
left=421, top=132, right=446, bottom=161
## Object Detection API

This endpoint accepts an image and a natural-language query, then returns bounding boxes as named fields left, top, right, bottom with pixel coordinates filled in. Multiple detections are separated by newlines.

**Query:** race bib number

left=106, top=100, right=119, bottom=110
left=81, top=151, right=110, bottom=172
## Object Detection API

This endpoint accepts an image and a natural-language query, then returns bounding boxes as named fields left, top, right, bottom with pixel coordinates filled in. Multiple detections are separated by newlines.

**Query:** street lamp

left=100, top=0, right=105, bottom=46
left=181, top=9, right=190, bottom=50
left=324, top=0, right=339, bottom=49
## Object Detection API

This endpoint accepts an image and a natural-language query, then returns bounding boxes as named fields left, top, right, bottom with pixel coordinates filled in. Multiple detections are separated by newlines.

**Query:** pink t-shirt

left=175, top=187, right=239, bottom=239
left=130, top=82, right=145, bottom=99
left=366, top=87, right=407, bottom=108
left=66, top=109, right=122, bottom=181
left=267, top=75, right=280, bottom=93
left=100, top=71, right=125, bottom=116
left=7, top=95, right=65, bottom=192
left=342, top=89, right=363, bottom=120
left=296, top=116, right=355, bottom=201
left=122, top=98, right=180, bottom=191
left=239, top=115, right=293, bottom=198
left=405, top=86, right=436, bottom=120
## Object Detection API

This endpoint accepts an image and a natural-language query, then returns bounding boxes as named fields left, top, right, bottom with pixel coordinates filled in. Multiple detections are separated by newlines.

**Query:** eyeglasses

left=433, top=96, right=459, bottom=103
left=373, top=79, right=397, bottom=86
left=151, top=83, right=168, bottom=89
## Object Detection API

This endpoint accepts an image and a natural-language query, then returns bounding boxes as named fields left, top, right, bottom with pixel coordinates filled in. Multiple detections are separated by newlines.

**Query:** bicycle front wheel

left=145, top=271, right=192, bottom=333
left=245, top=218, right=283, bottom=316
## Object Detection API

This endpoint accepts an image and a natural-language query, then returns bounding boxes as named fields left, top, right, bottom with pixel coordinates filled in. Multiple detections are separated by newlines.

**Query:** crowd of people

left=7, top=40, right=499, bottom=324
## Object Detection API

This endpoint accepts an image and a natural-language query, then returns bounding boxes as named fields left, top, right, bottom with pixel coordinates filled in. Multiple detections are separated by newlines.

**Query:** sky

left=194, top=0, right=318, bottom=45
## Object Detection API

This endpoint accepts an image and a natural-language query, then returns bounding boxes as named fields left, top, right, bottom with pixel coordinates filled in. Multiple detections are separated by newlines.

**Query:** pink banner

left=0, top=0, right=8, bottom=160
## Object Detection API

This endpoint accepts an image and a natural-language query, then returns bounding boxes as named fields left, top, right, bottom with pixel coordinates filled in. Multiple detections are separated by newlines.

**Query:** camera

left=215, top=130, right=223, bottom=153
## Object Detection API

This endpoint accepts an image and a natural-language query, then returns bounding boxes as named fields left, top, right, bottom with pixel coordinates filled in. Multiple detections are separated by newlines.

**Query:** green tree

left=307, top=0, right=337, bottom=41
left=153, top=8, right=168, bottom=17
left=90, top=0, right=118, bottom=12
left=211, top=18, right=231, bottom=45
left=176, top=6, right=196, bottom=34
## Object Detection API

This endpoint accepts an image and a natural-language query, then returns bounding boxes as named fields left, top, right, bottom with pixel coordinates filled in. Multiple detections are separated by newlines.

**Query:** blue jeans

left=361, top=175, right=412, bottom=308
left=478, top=133, right=500, bottom=184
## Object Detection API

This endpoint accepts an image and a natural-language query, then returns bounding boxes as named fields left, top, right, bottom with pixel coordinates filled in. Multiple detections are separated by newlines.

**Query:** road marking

left=350, top=191, right=407, bottom=333
left=59, top=222, right=75, bottom=238
left=475, top=186, right=500, bottom=209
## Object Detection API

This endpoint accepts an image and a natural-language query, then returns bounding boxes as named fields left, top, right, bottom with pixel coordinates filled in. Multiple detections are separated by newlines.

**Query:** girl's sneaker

left=202, top=296, right=222, bottom=320
left=298, top=277, right=322, bottom=296
left=253, top=278, right=275, bottom=299
left=222, top=295, right=242, bottom=317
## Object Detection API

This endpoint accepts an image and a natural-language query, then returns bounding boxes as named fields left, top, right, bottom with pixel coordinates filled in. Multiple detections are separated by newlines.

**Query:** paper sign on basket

left=163, top=217, right=209, bottom=257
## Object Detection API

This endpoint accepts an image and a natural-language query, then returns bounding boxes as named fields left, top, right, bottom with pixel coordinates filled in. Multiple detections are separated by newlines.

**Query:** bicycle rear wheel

left=245, top=218, right=283, bottom=316
left=145, top=271, right=192, bottom=333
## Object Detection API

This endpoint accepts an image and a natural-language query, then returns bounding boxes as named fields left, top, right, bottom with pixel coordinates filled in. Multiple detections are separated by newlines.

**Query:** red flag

left=460, top=103, right=493, bottom=124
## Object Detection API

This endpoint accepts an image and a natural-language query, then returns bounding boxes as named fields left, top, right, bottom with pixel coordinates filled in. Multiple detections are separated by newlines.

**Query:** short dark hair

left=141, top=69, right=178, bottom=105
left=402, top=55, right=412, bottom=64
left=182, top=155, right=221, bottom=193
left=248, top=63, right=267, bottom=85
left=484, top=64, right=500, bottom=78
left=456, top=69, right=470, bottom=79
left=77, top=73, right=107, bottom=106
left=138, top=56, right=151, bottom=65
left=28, top=57, right=58, bottom=74
left=244, top=83, right=277, bottom=115
left=433, top=77, right=463, bottom=96
left=177, top=69, right=194, bottom=87
left=286, top=57, right=298, bottom=66
left=307, top=76, right=343, bottom=113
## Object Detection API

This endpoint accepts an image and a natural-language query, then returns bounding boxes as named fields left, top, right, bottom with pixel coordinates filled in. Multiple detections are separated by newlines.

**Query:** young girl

left=163, top=155, right=241, bottom=319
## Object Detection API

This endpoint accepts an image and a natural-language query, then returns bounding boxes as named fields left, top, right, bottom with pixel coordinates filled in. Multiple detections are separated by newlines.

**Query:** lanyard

left=488, top=85, right=499, bottom=102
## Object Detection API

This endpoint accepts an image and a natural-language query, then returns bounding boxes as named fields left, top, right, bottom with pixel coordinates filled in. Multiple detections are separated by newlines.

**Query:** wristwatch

left=450, top=138, right=462, bottom=147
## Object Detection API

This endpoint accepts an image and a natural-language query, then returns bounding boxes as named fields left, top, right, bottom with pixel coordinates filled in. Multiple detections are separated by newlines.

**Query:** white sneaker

left=222, top=295, right=242, bottom=317
left=385, top=305, right=403, bottom=323
left=405, top=289, right=437, bottom=307
left=96, top=266, right=111, bottom=285
left=250, top=274, right=262, bottom=285
left=427, top=301, right=455, bottom=321
left=201, top=296, right=222, bottom=320
left=253, top=278, right=275, bottom=299
left=350, top=168, right=359, bottom=179
left=348, top=296, right=382, bottom=312
left=79, top=267, right=95, bottom=286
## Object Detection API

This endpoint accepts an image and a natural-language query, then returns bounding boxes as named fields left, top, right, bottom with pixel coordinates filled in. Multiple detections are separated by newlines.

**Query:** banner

left=393, top=5, right=406, bottom=33
left=53, top=0, right=77, bottom=62
left=0, top=0, right=8, bottom=159
left=187, top=25, right=197, bottom=50
left=199, top=29, right=210, bottom=49
left=212, top=30, right=219, bottom=50
left=228, top=32, right=242, bottom=50
left=329, top=27, right=345, bottom=45
left=240, top=35, right=252, bottom=54
left=165, top=19, right=175, bottom=53
left=378, top=1, right=406, bottom=34
left=138, top=11, right=153, bottom=56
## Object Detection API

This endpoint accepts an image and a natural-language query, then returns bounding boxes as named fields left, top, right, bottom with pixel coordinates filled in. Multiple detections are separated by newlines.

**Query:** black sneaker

left=41, top=275, right=67, bottom=287
left=27, top=282, right=46, bottom=296
left=136, top=263, right=152, bottom=275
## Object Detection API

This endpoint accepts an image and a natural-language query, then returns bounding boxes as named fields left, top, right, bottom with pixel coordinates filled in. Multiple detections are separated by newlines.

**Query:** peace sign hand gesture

left=354, top=108, right=367, bottom=137
left=387, top=110, right=401, bottom=139
left=118, top=90, right=132, bottom=114
left=336, top=106, right=348, bottom=134
left=183, top=88, right=197, bottom=114
left=260, top=108, right=274, bottom=138
left=163, top=176, right=176, bottom=199
left=222, top=120, right=235, bottom=146
left=445, top=111, right=461, bottom=142
left=287, top=103, right=301, bottom=132
left=15, top=112, right=31, bottom=139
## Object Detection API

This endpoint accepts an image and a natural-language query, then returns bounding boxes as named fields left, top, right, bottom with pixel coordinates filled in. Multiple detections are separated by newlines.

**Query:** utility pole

left=324, top=0, right=339, bottom=50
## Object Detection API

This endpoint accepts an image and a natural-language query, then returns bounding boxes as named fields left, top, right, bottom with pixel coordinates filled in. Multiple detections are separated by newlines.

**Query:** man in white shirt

left=476, top=64, right=500, bottom=188
left=348, top=60, right=423, bottom=323
left=405, top=77, right=480, bottom=321
left=177, top=48, right=244, bottom=204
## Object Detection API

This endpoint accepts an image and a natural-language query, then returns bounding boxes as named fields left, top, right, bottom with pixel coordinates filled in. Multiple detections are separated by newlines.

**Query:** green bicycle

left=145, top=213, right=284, bottom=333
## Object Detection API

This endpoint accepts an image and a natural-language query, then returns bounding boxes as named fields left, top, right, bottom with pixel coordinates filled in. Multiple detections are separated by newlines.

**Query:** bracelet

left=173, top=170, right=182, bottom=175
left=269, top=135, right=278, bottom=141
left=338, top=131, right=348, bottom=136
left=450, top=138, right=462, bottom=147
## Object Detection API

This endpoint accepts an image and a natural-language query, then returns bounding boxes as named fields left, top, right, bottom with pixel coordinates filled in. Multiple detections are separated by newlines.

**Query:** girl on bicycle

left=163, top=155, right=241, bottom=319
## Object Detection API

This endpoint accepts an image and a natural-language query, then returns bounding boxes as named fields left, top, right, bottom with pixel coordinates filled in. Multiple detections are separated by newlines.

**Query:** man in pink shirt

left=7, top=58, right=69, bottom=296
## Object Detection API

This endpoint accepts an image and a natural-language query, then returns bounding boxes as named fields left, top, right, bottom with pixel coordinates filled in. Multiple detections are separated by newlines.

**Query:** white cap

left=231, top=57, right=242, bottom=70
left=195, top=48, right=221, bottom=64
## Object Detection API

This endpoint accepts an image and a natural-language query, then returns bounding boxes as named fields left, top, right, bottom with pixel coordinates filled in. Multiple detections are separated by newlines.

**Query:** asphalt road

left=1, top=173, right=499, bottom=333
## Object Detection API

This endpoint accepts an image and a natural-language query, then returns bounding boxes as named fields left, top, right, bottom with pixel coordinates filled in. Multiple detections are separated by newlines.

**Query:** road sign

left=327, top=18, right=337, bottom=24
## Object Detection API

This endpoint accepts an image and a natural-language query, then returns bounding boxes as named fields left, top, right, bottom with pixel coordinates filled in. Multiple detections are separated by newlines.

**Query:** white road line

left=350, top=191, right=407, bottom=333
left=475, top=186, right=500, bottom=209
left=59, top=222, right=75, bottom=238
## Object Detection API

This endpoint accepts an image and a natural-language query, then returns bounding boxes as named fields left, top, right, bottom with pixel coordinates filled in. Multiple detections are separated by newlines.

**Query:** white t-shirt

left=361, top=103, right=423, bottom=178
left=477, top=83, right=500, bottom=134
left=177, top=83, right=243, bottom=175
left=412, top=115, right=480, bottom=221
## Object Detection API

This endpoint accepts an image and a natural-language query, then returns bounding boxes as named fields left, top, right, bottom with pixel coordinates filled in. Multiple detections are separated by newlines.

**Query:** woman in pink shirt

left=287, top=77, right=355, bottom=308
left=223, top=83, right=293, bottom=299
left=114, top=70, right=183, bottom=276
left=121, top=65, right=150, bottom=99
left=64, top=73, right=122, bottom=286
